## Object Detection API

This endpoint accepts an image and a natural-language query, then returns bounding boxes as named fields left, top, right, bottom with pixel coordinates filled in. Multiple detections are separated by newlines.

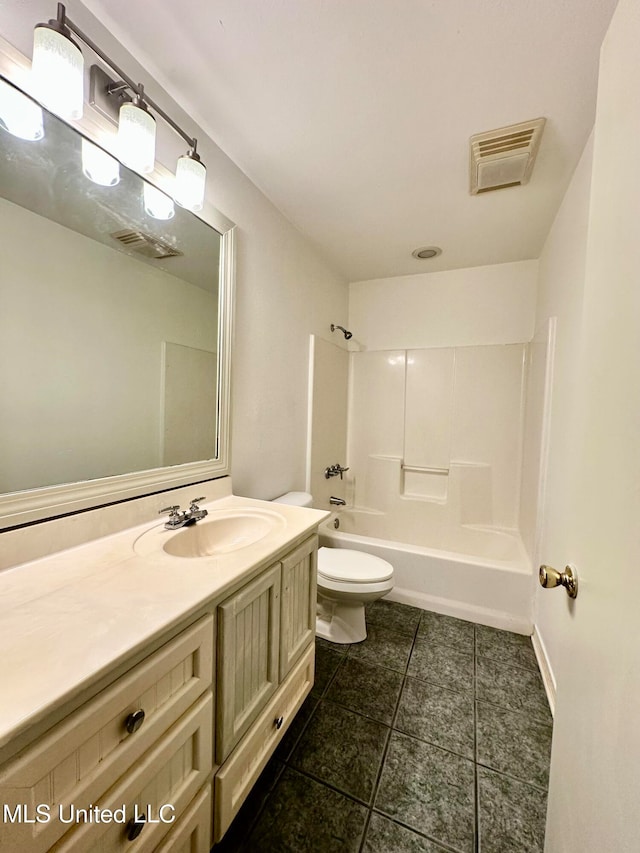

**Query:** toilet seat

left=318, top=547, right=393, bottom=584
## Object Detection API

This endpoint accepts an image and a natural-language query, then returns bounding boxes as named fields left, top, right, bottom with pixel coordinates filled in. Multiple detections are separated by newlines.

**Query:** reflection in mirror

left=0, top=77, right=232, bottom=522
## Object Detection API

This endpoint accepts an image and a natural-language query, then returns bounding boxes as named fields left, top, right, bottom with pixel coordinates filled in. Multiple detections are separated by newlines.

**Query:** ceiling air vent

left=110, top=229, right=183, bottom=259
left=469, top=118, right=546, bottom=195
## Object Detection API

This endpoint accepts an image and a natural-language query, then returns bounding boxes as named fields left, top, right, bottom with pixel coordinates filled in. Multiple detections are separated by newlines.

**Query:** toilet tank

left=272, top=491, right=313, bottom=507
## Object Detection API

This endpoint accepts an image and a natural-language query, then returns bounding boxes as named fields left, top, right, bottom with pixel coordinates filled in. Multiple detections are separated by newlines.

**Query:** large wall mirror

left=0, top=72, right=234, bottom=530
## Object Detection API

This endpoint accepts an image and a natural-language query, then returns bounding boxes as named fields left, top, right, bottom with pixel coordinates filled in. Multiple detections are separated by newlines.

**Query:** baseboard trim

left=532, top=624, right=556, bottom=717
left=386, top=585, right=533, bottom=635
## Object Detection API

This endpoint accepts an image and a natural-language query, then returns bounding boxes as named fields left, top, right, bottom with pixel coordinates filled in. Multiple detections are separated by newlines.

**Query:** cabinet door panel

left=214, top=643, right=314, bottom=842
left=216, top=564, right=281, bottom=762
left=279, top=536, right=317, bottom=680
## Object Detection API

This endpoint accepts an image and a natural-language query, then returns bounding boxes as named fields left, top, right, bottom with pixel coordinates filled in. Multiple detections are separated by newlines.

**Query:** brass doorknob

left=539, top=564, right=578, bottom=599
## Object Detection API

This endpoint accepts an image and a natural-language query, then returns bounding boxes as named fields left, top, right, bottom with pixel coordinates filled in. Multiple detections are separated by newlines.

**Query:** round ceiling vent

left=412, top=246, right=442, bottom=260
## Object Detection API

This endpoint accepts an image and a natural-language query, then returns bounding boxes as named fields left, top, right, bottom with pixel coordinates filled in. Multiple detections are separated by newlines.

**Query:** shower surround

left=348, top=344, right=526, bottom=531
left=307, top=261, right=538, bottom=629
left=327, top=342, right=532, bottom=630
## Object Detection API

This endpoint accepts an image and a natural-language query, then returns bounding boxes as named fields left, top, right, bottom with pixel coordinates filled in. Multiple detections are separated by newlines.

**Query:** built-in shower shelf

left=401, top=461, right=450, bottom=501
left=401, top=464, right=450, bottom=475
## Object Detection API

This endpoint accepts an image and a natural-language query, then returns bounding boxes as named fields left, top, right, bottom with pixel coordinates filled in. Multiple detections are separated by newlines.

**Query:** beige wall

left=306, top=337, right=349, bottom=510
left=522, top=134, right=594, bottom=684
left=349, top=259, right=537, bottom=351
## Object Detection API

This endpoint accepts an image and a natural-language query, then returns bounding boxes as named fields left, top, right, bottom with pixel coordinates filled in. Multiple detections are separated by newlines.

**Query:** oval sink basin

left=137, top=509, right=286, bottom=559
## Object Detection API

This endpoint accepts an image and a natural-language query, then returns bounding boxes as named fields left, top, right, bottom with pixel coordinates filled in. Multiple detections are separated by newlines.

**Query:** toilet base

left=315, top=598, right=367, bottom=644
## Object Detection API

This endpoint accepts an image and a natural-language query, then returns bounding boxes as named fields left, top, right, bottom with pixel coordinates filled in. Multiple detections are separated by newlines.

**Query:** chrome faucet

left=329, top=496, right=346, bottom=506
left=187, top=497, right=208, bottom=522
left=324, top=463, right=350, bottom=480
left=159, top=497, right=208, bottom=530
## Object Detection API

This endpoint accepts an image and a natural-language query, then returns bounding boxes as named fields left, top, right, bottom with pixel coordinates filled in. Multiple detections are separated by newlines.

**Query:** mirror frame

left=0, top=37, right=235, bottom=530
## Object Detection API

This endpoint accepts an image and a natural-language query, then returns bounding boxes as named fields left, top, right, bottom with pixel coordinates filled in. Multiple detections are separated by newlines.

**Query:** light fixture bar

left=35, top=3, right=207, bottom=209
left=56, top=5, right=199, bottom=152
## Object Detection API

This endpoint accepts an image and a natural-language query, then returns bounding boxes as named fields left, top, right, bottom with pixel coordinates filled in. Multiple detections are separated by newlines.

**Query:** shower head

left=331, top=324, right=353, bottom=340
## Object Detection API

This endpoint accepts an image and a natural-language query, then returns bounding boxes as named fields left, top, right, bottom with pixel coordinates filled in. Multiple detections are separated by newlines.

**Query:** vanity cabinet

left=0, top=616, right=214, bottom=853
left=0, top=532, right=319, bottom=852
left=213, top=535, right=317, bottom=842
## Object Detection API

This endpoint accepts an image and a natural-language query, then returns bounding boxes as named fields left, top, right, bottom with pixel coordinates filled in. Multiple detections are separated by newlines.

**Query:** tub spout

left=329, top=496, right=346, bottom=506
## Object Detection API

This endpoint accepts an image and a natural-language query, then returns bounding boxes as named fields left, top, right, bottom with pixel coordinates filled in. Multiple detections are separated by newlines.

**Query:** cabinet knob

left=126, top=816, right=146, bottom=841
left=125, top=709, right=146, bottom=734
left=275, top=716, right=284, bottom=730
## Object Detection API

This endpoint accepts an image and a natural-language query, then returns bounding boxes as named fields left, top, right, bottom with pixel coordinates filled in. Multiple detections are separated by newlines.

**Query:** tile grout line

left=241, top=646, right=349, bottom=849
left=474, top=695, right=553, bottom=727
left=356, top=617, right=420, bottom=853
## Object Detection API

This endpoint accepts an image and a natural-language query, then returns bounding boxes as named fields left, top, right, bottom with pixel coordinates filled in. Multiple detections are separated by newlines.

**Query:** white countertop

left=0, top=495, right=329, bottom=753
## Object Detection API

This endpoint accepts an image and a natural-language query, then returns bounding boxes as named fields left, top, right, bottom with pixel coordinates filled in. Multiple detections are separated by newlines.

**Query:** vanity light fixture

left=117, top=87, right=156, bottom=175
left=32, top=3, right=84, bottom=120
left=0, top=78, right=44, bottom=141
left=143, top=182, right=175, bottom=220
left=30, top=3, right=208, bottom=210
left=81, top=138, right=120, bottom=186
left=174, top=147, right=207, bottom=211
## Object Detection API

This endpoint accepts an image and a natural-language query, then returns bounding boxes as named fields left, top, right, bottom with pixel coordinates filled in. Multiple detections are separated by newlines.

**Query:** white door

left=544, top=1, right=640, bottom=850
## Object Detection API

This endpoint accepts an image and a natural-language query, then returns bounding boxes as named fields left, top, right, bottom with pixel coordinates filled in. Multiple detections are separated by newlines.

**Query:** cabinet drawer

left=214, top=641, right=314, bottom=843
left=149, top=783, right=212, bottom=853
left=0, top=615, right=213, bottom=853
left=51, top=692, right=213, bottom=852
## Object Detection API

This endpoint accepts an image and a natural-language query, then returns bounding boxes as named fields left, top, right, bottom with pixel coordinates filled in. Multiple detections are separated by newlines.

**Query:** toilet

left=272, top=492, right=394, bottom=644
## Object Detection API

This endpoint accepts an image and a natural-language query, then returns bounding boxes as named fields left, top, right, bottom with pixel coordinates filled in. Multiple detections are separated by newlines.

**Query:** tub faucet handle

left=325, top=463, right=349, bottom=480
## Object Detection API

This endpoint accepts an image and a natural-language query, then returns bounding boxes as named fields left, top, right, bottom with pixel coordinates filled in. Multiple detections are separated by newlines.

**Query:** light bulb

left=32, top=24, right=83, bottom=120
left=118, top=101, right=156, bottom=174
left=0, top=79, right=44, bottom=140
left=174, top=152, right=206, bottom=211
left=81, top=139, right=120, bottom=186
left=143, top=183, right=174, bottom=220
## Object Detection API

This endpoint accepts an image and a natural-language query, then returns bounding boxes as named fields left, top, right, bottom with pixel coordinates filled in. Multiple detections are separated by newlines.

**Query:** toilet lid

left=318, top=547, right=393, bottom=583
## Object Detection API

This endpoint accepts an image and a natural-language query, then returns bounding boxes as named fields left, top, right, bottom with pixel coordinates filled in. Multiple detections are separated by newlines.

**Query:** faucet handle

left=159, top=505, right=181, bottom=516
left=189, top=496, right=206, bottom=507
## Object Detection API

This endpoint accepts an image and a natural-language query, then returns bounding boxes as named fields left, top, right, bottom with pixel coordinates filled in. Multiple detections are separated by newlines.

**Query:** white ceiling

left=83, top=0, right=618, bottom=281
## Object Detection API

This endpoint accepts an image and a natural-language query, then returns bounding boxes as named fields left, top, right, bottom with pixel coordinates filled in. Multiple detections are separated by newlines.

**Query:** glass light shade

left=81, top=139, right=120, bottom=186
left=143, top=183, right=175, bottom=220
left=0, top=79, right=44, bottom=140
left=174, top=154, right=206, bottom=211
left=118, top=102, right=156, bottom=174
left=32, top=25, right=83, bottom=120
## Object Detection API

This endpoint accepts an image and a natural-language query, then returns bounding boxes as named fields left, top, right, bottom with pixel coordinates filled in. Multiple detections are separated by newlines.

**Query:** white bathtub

left=319, top=510, right=534, bottom=633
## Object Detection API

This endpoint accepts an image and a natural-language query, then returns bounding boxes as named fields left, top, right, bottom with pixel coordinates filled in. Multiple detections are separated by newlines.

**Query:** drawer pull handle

left=125, top=709, right=146, bottom=734
left=275, top=715, right=284, bottom=730
left=126, top=816, right=146, bottom=841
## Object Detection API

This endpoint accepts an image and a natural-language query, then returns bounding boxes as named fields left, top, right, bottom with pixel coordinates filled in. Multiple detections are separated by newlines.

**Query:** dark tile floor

left=214, top=601, right=552, bottom=853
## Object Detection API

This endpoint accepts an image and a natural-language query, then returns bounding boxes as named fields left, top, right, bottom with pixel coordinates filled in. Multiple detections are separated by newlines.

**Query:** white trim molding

left=532, top=624, right=556, bottom=717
